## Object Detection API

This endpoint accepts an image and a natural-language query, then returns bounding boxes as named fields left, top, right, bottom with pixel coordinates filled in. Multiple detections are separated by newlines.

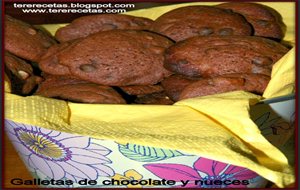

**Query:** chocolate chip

left=198, top=27, right=214, bottom=36
left=251, top=66, right=271, bottom=75
left=252, top=56, right=273, bottom=66
left=178, top=60, right=188, bottom=64
left=101, top=23, right=118, bottom=30
left=222, top=9, right=234, bottom=14
left=218, top=28, right=233, bottom=35
left=132, top=18, right=147, bottom=26
left=256, top=20, right=269, bottom=27
left=80, top=64, right=96, bottom=72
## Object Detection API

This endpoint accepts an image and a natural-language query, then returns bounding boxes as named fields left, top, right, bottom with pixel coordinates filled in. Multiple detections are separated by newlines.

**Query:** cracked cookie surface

left=150, top=6, right=253, bottom=42
left=55, top=14, right=154, bottom=42
left=41, top=30, right=173, bottom=86
left=164, top=36, right=289, bottom=77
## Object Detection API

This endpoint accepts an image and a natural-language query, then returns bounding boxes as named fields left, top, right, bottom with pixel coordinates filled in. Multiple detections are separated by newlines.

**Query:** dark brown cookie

left=179, top=73, right=270, bottom=100
left=39, top=41, right=80, bottom=76
left=164, top=36, right=289, bottom=77
left=161, top=75, right=200, bottom=101
left=35, top=75, right=89, bottom=94
left=217, top=3, right=286, bottom=40
left=150, top=6, right=253, bottom=42
left=4, top=15, right=56, bottom=62
left=5, top=52, right=42, bottom=95
left=134, top=92, right=174, bottom=105
left=36, top=82, right=126, bottom=104
left=55, top=14, right=154, bottom=42
left=41, top=30, right=173, bottom=86
left=119, top=85, right=163, bottom=96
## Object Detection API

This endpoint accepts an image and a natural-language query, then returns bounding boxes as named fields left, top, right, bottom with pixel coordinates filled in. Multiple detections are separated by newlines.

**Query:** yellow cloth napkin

left=4, top=91, right=295, bottom=187
left=263, top=48, right=295, bottom=98
left=4, top=73, right=11, bottom=93
left=4, top=2, right=295, bottom=188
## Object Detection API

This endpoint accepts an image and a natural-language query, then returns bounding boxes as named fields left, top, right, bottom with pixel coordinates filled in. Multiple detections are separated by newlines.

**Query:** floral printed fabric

left=144, top=157, right=259, bottom=188
left=5, top=120, right=114, bottom=182
left=5, top=119, right=263, bottom=188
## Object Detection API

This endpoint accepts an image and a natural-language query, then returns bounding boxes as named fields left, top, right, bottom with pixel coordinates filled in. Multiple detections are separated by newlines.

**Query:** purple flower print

left=144, top=157, right=258, bottom=188
left=5, top=120, right=114, bottom=183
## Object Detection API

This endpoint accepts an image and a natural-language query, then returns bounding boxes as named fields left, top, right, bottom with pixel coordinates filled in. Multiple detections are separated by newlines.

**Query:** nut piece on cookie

left=4, top=15, right=56, bottom=62
left=4, top=52, right=42, bottom=95
left=164, top=36, right=289, bottom=77
left=150, top=6, right=253, bottom=42
left=216, top=2, right=286, bottom=40
left=55, top=14, right=154, bottom=42
left=41, top=30, right=173, bottom=86
left=179, top=74, right=270, bottom=100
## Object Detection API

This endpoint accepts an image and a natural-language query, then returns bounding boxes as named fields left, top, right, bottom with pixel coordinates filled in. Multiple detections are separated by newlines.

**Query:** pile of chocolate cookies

left=4, top=3, right=290, bottom=104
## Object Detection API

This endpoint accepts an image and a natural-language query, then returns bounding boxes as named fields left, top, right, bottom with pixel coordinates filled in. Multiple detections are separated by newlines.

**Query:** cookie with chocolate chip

left=41, top=30, right=173, bottom=86
left=36, top=81, right=126, bottom=104
left=164, top=36, right=289, bottom=77
left=217, top=2, right=286, bottom=40
left=150, top=6, right=253, bottom=42
left=4, top=15, right=56, bottom=62
left=39, top=41, right=79, bottom=76
left=5, top=52, right=42, bottom=95
left=55, top=14, right=154, bottom=42
left=179, top=73, right=270, bottom=100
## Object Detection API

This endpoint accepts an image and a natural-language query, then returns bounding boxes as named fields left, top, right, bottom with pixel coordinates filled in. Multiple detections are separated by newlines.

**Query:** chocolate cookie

left=217, top=2, right=286, bottom=40
left=41, top=30, right=173, bottom=86
left=150, top=6, right=253, bottom=42
left=5, top=52, right=42, bottom=95
left=179, top=73, right=270, bottom=100
left=39, top=41, right=79, bottom=76
left=119, top=85, right=163, bottom=96
left=134, top=92, right=174, bottom=105
left=161, top=75, right=199, bottom=101
left=164, top=36, right=289, bottom=77
left=36, top=83, right=126, bottom=104
left=4, top=15, right=56, bottom=62
left=36, top=75, right=89, bottom=94
left=55, top=14, right=154, bottom=42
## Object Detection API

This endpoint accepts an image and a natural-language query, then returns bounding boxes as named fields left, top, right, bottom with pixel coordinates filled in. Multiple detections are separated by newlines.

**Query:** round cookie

left=5, top=52, right=42, bottom=95
left=164, top=36, right=289, bottom=77
left=41, top=30, right=173, bottom=86
left=134, top=92, right=174, bottom=105
left=36, top=75, right=89, bottom=93
left=119, top=85, right=163, bottom=96
left=217, top=2, right=286, bottom=40
left=150, top=6, right=253, bottom=42
left=179, top=73, right=270, bottom=100
left=36, top=83, right=126, bottom=104
left=161, top=75, right=199, bottom=101
left=55, top=14, right=154, bottom=42
left=5, top=52, right=33, bottom=80
left=39, top=41, right=80, bottom=76
left=4, top=15, right=56, bottom=62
